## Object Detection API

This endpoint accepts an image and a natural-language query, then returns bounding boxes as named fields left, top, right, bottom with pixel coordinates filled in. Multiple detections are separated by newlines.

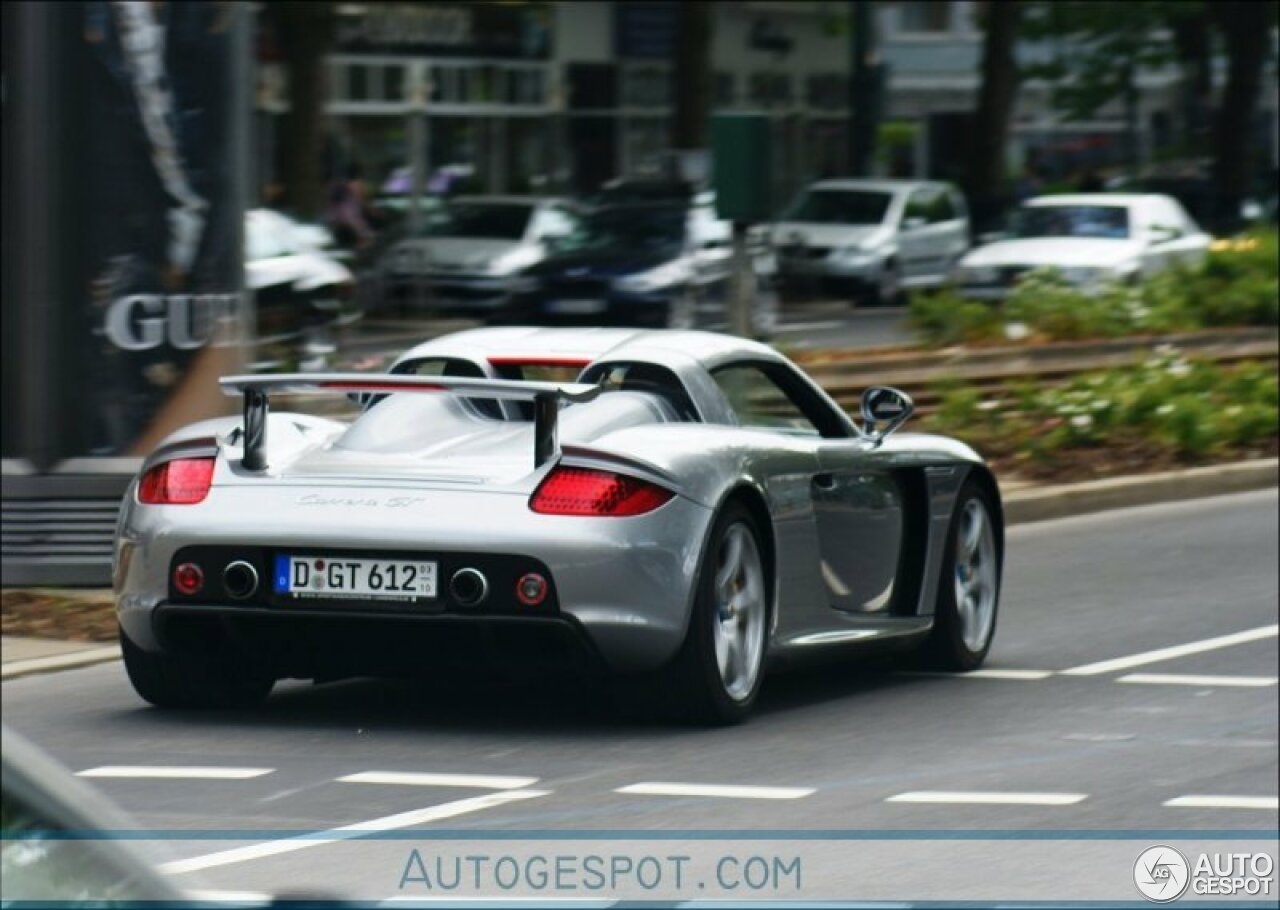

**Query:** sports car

left=113, top=328, right=1004, bottom=723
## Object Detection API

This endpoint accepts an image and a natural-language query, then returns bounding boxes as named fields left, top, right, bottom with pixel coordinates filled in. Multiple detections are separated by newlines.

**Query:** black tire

left=919, top=480, right=1003, bottom=671
left=660, top=501, right=770, bottom=724
left=120, top=625, right=274, bottom=710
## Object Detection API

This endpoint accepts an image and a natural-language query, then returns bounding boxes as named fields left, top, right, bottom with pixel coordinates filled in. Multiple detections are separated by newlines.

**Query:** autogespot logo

left=1135, top=845, right=1191, bottom=902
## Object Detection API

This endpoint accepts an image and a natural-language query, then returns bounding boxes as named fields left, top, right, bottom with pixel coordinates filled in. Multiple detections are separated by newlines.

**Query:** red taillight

left=138, top=458, right=215, bottom=505
left=173, top=562, right=204, bottom=595
left=530, top=467, right=674, bottom=517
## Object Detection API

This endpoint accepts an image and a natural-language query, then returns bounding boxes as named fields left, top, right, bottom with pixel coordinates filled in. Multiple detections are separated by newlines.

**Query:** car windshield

left=781, top=189, right=893, bottom=225
left=420, top=203, right=533, bottom=240
left=1013, top=205, right=1131, bottom=239
left=555, top=207, right=686, bottom=255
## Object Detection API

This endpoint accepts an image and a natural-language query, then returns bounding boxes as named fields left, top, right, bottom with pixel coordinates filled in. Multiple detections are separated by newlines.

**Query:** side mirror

left=902, top=216, right=927, bottom=231
left=859, top=386, right=914, bottom=444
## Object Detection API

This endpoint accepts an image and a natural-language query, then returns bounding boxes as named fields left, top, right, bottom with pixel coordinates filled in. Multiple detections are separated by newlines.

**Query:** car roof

left=807, top=178, right=947, bottom=193
left=1025, top=193, right=1168, bottom=208
left=394, top=327, right=778, bottom=369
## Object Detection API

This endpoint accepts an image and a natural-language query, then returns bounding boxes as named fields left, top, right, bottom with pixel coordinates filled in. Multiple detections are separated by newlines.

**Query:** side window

left=928, top=189, right=956, bottom=223
left=903, top=190, right=933, bottom=226
left=710, top=364, right=821, bottom=436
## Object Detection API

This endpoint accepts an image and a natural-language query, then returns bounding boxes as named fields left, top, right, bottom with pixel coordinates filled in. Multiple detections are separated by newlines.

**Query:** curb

left=2, top=644, right=122, bottom=681
left=2, top=459, right=1275, bottom=680
left=1004, top=458, right=1278, bottom=525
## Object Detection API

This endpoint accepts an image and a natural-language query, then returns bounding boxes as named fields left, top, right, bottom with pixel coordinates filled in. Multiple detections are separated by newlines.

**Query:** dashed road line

left=338, top=771, right=539, bottom=790
left=160, top=789, right=550, bottom=875
left=886, top=791, right=1088, bottom=806
left=615, top=782, right=814, bottom=800
left=1060, top=624, right=1278, bottom=676
left=955, top=669, right=1055, bottom=680
left=1118, top=672, right=1278, bottom=688
left=1163, top=795, right=1279, bottom=810
left=78, top=766, right=274, bottom=780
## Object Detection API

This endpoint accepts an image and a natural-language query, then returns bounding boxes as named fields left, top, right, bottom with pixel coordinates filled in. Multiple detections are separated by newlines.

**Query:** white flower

left=1167, top=361, right=1192, bottom=378
left=1156, top=403, right=1176, bottom=416
left=1004, top=321, right=1031, bottom=341
left=1070, top=415, right=1094, bottom=429
left=1090, top=399, right=1110, bottom=411
left=978, top=400, right=1001, bottom=412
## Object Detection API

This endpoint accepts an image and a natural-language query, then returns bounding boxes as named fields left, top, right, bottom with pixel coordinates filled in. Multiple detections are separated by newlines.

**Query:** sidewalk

left=2, top=457, right=1274, bottom=681
left=2, top=635, right=120, bottom=680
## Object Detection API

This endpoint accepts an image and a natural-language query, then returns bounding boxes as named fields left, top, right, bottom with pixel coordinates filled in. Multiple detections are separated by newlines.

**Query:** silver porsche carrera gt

left=113, top=328, right=1003, bottom=723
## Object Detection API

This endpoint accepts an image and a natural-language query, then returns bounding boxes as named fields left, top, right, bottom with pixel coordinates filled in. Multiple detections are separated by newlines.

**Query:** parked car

left=113, top=328, right=1003, bottom=724
left=245, top=208, right=357, bottom=362
left=504, top=199, right=777, bottom=330
left=378, top=196, right=580, bottom=314
left=772, top=179, right=971, bottom=306
left=953, top=193, right=1211, bottom=300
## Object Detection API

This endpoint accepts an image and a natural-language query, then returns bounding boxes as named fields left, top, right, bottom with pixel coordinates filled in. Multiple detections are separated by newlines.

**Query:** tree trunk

left=1169, top=6, right=1212, bottom=154
left=1211, top=1, right=1271, bottom=229
left=965, top=0, right=1022, bottom=233
left=672, top=1, right=712, bottom=152
left=272, top=2, right=335, bottom=219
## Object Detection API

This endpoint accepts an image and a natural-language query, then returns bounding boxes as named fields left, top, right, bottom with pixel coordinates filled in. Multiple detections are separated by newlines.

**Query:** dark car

left=504, top=201, right=741, bottom=329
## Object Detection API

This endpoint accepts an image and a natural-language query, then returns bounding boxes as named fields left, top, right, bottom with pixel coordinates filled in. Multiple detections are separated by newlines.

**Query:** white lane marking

left=886, top=791, right=1088, bottom=806
left=1060, top=624, right=1279, bottom=676
left=78, top=766, right=274, bottom=780
left=961, top=669, right=1055, bottom=680
left=1119, top=673, right=1278, bottom=688
left=615, top=782, right=814, bottom=800
left=338, top=771, right=538, bottom=790
left=160, top=789, right=549, bottom=875
left=1163, top=795, right=1279, bottom=810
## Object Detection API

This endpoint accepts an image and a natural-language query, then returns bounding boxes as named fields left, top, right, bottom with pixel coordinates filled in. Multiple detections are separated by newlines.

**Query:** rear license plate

left=273, top=555, right=437, bottom=602
left=545, top=298, right=606, bottom=315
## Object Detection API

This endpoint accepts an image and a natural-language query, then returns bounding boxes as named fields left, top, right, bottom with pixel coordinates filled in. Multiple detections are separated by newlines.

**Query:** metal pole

left=849, top=1, right=876, bottom=176
left=729, top=222, right=753, bottom=338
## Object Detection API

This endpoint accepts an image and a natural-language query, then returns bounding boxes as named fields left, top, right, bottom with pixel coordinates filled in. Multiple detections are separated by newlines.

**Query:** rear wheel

left=662, top=502, right=769, bottom=724
left=121, top=626, right=274, bottom=709
left=919, top=481, right=1002, bottom=670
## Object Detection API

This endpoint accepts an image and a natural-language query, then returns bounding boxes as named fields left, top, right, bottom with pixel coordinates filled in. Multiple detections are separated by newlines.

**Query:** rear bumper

left=152, top=603, right=609, bottom=679
left=115, top=485, right=715, bottom=674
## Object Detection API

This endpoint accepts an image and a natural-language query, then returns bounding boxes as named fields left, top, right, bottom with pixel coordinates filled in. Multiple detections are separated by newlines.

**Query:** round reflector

left=173, top=562, right=204, bottom=596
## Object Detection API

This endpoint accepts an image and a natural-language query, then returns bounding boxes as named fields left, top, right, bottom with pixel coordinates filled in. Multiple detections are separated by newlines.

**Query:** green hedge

left=924, top=353, right=1278, bottom=471
left=909, top=229, right=1279, bottom=346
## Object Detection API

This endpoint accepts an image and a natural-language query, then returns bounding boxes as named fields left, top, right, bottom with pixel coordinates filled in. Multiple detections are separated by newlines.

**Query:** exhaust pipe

left=223, top=561, right=259, bottom=600
left=449, top=568, right=488, bottom=607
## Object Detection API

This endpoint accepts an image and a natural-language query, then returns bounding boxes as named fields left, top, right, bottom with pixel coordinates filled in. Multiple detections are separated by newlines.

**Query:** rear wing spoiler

left=219, top=373, right=601, bottom=472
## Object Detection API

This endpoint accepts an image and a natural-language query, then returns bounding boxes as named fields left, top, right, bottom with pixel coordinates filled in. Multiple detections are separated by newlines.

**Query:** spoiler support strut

left=220, top=373, right=600, bottom=473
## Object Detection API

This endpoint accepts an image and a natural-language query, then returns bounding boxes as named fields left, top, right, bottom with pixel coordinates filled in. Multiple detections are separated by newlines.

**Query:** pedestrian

left=327, top=163, right=374, bottom=250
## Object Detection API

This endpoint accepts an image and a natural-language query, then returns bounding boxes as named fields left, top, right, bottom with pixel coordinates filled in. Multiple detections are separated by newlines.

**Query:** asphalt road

left=3, top=490, right=1277, bottom=904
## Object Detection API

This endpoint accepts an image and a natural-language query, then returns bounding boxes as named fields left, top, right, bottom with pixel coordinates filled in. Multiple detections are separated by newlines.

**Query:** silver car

left=380, top=196, right=581, bottom=312
left=774, top=179, right=971, bottom=306
left=114, top=328, right=1003, bottom=723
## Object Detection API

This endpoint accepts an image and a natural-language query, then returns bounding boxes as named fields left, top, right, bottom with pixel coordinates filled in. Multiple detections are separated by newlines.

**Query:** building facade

left=255, top=1, right=1279, bottom=209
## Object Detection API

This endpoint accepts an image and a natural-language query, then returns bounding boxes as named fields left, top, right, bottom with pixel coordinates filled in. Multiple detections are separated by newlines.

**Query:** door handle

left=813, top=472, right=837, bottom=491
